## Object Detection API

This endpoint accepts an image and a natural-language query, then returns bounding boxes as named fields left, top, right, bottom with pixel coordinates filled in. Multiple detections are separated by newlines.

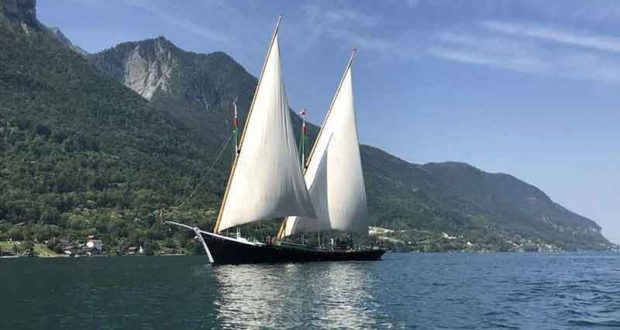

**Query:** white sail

left=214, top=31, right=315, bottom=233
left=283, top=57, right=368, bottom=237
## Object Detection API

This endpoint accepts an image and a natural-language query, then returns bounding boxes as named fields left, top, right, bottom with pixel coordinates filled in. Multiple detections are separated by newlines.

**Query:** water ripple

left=1, top=252, right=620, bottom=328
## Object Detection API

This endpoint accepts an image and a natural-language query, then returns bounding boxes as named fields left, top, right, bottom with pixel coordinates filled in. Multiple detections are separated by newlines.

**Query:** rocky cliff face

left=1, top=0, right=37, bottom=25
left=1, top=0, right=40, bottom=33
left=113, top=38, right=175, bottom=100
left=91, top=37, right=256, bottom=109
left=91, top=37, right=175, bottom=100
left=129, top=46, right=172, bottom=99
left=1, top=0, right=86, bottom=54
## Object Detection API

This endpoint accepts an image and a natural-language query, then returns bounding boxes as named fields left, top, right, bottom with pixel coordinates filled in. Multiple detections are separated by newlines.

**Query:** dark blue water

left=1, top=253, right=619, bottom=329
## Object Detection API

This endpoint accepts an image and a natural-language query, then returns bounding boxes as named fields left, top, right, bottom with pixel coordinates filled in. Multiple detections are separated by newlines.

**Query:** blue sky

left=38, top=0, right=619, bottom=243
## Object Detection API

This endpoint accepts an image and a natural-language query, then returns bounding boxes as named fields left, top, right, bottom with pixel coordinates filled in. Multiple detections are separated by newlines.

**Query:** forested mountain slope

left=0, top=0, right=611, bottom=253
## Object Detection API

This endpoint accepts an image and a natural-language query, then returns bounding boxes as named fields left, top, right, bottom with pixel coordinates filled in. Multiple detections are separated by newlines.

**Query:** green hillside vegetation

left=361, top=147, right=609, bottom=250
left=0, top=0, right=612, bottom=255
left=0, top=5, right=218, bottom=254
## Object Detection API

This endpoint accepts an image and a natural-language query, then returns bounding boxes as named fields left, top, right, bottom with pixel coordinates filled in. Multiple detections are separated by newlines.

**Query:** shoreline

left=2, top=249, right=617, bottom=260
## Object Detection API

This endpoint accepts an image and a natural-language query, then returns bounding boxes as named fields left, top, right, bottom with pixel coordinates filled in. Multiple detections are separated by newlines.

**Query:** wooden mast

left=212, top=15, right=283, bottom=233
left=275, top=48, right=358, bottom=239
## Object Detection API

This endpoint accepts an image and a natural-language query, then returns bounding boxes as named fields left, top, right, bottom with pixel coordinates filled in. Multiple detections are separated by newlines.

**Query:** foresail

left=283, top=58, right=368, bottom=237
left=214, top=32, right=315, bottom=233
left=284, top=138, right=332, bottom=236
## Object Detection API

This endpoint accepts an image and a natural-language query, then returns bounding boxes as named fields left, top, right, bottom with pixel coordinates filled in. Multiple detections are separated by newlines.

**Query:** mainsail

left=213, top=19, right=315, bottom=233
left=281, top=51, right=368, bottom=237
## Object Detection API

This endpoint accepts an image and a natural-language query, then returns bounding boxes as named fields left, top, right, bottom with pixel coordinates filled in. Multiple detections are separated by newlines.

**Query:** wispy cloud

left=483, top=21, right=620, bottom=54
left=291, top=2, right=620, bottom=84
left=428, top=33, right=546, bottom=75
left=321, top=9, right=379, bottom=28
left=130, top=0, right=230, bottom=44
left=296, top=4, right=395, bottom=56
left=427, top=21, right=620, bottom=83
left=91, top=0, right=620, bottom=84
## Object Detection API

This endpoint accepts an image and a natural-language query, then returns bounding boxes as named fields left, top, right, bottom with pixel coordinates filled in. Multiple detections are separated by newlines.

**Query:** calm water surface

left=1, top=253, right=619, bottom=329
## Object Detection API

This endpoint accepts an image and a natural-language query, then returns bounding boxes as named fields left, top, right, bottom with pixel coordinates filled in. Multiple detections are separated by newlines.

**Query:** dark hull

left=201, top=232, right=386, bottom=265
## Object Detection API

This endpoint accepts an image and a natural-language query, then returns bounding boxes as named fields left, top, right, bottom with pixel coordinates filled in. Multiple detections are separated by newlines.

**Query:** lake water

left=1, top=253, right=619, bottom=329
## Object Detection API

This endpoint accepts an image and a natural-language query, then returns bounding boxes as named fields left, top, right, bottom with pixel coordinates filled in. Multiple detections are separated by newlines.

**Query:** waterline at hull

left=201, top=231, right=386, bottom=265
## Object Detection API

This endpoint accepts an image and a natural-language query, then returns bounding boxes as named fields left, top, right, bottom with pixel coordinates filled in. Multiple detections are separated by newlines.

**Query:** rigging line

left=176, top=132, right=235, bottom=209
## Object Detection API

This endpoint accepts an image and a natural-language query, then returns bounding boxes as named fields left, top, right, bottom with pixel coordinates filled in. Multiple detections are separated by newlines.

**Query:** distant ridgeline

left=0, top=0, right=612, bottom=255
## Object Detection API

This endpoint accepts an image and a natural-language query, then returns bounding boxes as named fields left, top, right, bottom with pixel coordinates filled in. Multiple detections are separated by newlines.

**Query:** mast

left=232, top=96, right=240, bottom=155
left=299, top=108, right=307, bottom=168
left=304, top=49, right=357, bottom=170
left=276, top=107, right=308, bottom=240
left=299, top=108, right=322, bottom=246
left=212, top=16, right=282, bottom=233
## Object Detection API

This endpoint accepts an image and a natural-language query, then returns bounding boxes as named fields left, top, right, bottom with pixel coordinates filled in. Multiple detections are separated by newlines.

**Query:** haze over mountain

left=0, top=0, right=612, bottom=252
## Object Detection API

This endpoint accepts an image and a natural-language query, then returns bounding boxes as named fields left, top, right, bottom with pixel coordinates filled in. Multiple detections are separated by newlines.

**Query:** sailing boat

left=167, top=17, right=385, bottom=264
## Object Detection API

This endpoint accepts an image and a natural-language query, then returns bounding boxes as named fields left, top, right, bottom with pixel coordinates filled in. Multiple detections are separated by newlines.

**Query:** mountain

left=0, top=0, right=85, bottom=54
left=361, top=148, right=608, bottom=250
left=0, top=0, right=38, bottom=28
left=0, top=0, right=225, bottom=255
left=0, top=0, right=612, bottom=254
left=90, top=37, right=317, bottom=149
left=48, top=26, right=87, bottom=55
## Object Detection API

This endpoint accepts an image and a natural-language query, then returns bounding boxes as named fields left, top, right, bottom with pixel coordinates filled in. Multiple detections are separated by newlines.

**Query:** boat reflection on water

left=211, top=262, right=389, bottom=328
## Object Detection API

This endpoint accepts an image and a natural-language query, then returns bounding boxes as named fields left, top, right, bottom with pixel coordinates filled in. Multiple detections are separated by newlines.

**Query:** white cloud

left=130, top=0, right=230, bottom=45
left=296, top=4, right=394, bottom=55
left=290, top=4, right=620, bottom=84
left=428, top=47, right=544, bottom=75
left=119, top=0, right=620, bottom=84
left=322, top=9, right=379, bottom=28
left=428, top=27, right=620, bottom=83
left=483, top=21, right=620, bottom=54
left=429, top=32, right=546, bottom=74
